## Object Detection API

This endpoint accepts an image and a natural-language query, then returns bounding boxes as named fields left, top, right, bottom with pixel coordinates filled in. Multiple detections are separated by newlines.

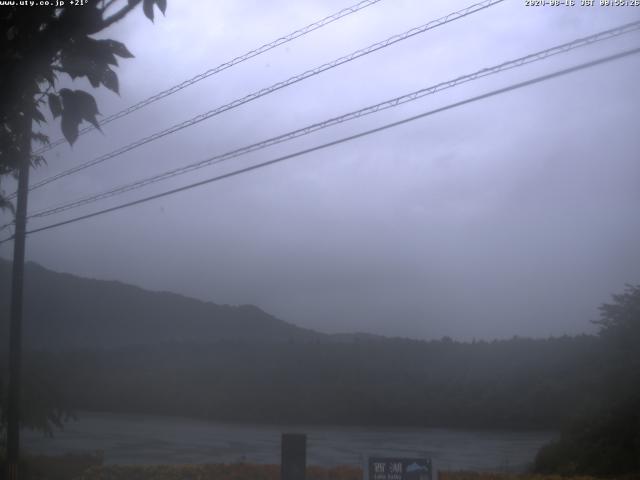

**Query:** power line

left=19, top=0, right=505, bottom=196
left=23, top=20, right=640, bottom=221
left=32, top=0, right=385, bottom=156
left=2, top=46, right=636, bottom=245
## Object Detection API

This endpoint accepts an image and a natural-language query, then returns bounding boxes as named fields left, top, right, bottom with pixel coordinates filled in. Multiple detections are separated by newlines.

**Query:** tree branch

left=33, top=83, right=53, bottom=106
left=101, top=0, right=120, bottom=14
left=101, top=0, right=142, bottom=29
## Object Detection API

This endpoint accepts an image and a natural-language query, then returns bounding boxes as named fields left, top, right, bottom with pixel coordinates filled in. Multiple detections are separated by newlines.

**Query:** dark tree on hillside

left=534, top=284, right=640, bottom=476
left=594, top=283, right=640, bottom=407
left=595, top=284, right=640, bottom=355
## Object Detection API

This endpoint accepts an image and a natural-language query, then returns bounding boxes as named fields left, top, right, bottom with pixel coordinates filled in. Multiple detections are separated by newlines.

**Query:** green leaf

left=102, top=68, right=119, bottom=94
left=32, top=108, right=46, bottom=124
left=73, top=90, right=101, bottom=131
left=60, top=37, right=119, bottom=82
left=143, top=0, right=155, bottom=21
left=59, top=89, right=102, bottom=144
left=94, top=39, right=119, bottom=66
left=87, top=69, right=102, bottom=88
left=106, top=40, right=134, bottom=59
left=60, top=51, right=86, bottom=79
left=155, top=0, right=167, bottom=15
left=61, top=112, right=79, bottom=145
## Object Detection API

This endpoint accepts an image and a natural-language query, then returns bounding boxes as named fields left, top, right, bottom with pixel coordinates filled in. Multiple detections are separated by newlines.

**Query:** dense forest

left=17, top=335, right=602, bottom=430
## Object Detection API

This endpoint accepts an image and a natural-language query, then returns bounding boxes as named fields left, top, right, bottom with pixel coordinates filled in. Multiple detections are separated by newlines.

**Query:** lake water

left=23, top=411, right=557, bottom=472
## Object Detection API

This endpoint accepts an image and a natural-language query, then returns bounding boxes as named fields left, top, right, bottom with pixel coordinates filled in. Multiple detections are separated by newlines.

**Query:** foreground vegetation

left=533, top=285, right=640, bottom=476
left=75, top=465, right=640, bottom=480
left=5, top=454, right=640, bottom=480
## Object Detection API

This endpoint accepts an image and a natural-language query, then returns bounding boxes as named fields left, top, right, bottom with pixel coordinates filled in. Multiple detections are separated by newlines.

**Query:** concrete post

left=281, top=433, right=306, bottom=480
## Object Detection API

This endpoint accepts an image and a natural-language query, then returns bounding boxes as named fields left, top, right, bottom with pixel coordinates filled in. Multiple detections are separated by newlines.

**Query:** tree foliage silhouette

left=0, top=0, right=167, bottom=211
left=535, top=284, right=640, bottom=476
left=0, top=0, right=167, bottom=436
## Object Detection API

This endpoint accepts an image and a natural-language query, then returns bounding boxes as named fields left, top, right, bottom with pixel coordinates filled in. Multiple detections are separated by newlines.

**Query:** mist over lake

left=23, top=412, right=556, bottom=471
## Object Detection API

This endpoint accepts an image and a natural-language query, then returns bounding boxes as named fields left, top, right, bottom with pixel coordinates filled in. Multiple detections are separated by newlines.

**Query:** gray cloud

left=2, top=0, right=639, bottom=339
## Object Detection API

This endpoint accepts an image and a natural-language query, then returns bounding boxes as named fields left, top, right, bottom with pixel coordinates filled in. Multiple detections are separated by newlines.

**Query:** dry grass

left=440, top=473, right=640, bottom=480
left=75, top=465, right=640, bottom=480
left=6, top=454, right=638, bottom=480
left=75, top=463, right=361, bottom=480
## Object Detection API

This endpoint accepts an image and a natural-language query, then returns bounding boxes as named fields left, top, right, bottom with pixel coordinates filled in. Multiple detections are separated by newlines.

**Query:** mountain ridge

left=0, top=258, right=328, bottom=350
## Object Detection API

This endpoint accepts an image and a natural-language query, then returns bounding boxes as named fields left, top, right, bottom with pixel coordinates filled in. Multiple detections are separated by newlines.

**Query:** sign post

left=281, top=433, right=306, bottom=480
left=368, top=457, right=432, bottom=480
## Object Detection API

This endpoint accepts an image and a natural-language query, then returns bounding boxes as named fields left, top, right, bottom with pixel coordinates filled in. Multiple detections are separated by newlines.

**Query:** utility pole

left=6, top=108, right=32, bottom=480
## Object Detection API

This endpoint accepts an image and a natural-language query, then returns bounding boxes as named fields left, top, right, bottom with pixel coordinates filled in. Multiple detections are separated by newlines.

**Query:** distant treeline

left=15, top=335, right=603, bottom=430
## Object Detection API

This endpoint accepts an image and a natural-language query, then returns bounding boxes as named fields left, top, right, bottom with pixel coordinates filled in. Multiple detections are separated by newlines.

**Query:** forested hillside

left=0, top=259, right=322, bottom=349
left=0, top=260, right=606, bottom=430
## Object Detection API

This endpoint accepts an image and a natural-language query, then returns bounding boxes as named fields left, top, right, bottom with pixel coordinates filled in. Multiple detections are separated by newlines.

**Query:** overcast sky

left=2, top=0, right=639, bottom=340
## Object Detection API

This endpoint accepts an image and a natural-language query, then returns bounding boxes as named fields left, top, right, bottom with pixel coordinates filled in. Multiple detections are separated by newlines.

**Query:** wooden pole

left=6, top=109, right=32, bottom=480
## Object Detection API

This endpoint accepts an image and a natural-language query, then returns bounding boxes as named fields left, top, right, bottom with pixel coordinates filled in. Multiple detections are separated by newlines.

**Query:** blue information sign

left=368, top=457, right=432, bottom=480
